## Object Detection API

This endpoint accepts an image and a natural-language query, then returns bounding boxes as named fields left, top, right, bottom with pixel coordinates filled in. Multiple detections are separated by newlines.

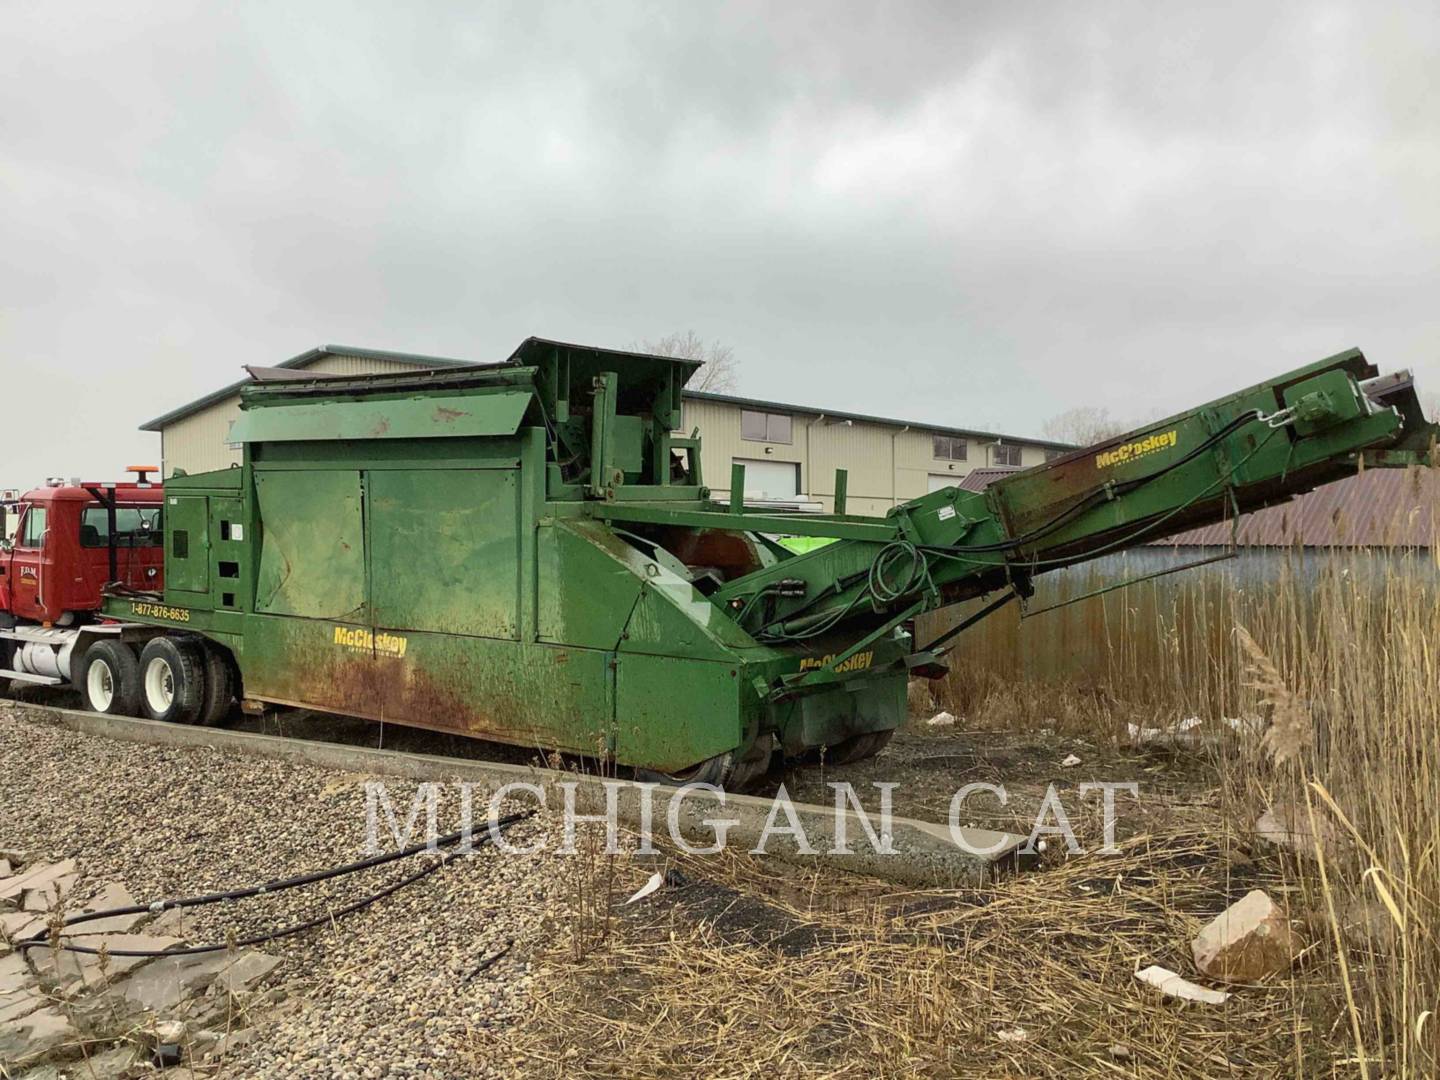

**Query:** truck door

left=9, top=504, right=49, bottom=622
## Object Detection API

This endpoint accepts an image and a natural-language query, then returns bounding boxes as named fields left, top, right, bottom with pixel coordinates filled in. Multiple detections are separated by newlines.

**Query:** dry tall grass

left=937, top=534, right=1440, bottom=1075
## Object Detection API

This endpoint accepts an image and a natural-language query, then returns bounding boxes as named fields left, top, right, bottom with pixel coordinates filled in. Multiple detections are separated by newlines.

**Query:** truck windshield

left=80, top=506, right=163, bottom=548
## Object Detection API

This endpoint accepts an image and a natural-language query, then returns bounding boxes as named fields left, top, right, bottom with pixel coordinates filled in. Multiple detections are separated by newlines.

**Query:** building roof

left=956, top=466, right=1022, bottom=492
left=959, top=465, right=1439, bottom=548
left=683, top=390, right=1072, bottom=450
left=141, top=339, right=1070, bottom=451
left=1156, top=468, right=1439, bottom=548
left=139, top=345, right=472, bottom=431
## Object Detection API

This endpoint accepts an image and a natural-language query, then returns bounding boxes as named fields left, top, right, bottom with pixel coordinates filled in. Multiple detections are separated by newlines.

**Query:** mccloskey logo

left=1095, top=430, right=1178, bottom=469
left=333, top=626, right=409, bottom=657
left=799, top=650, right=874, bottom=673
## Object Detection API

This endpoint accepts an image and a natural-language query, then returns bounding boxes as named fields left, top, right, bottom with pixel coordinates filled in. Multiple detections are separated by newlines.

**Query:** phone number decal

left=129, top=601, right=191, bottom=623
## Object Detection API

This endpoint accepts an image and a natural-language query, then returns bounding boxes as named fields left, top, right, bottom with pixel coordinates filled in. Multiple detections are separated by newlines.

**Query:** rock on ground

left=1192, top=889, right=1299, bottom=983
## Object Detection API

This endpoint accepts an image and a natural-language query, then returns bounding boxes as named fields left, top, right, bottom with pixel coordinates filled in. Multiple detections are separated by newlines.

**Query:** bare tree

left=1041, top=405, right=1129, bottom=447
left=634, top=331, right=739, bottom=393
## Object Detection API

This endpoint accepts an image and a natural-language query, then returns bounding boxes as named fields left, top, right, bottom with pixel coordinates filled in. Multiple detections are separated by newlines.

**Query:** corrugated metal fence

left=919, top=545, right=1439, bottom=711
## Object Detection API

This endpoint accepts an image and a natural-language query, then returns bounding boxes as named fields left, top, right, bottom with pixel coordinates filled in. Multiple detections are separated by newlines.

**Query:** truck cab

left=0, top=474, right=164, bottom=628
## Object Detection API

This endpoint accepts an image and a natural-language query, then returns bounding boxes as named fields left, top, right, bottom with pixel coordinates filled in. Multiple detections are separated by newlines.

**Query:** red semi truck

left=0, top=470, right=167, bottom=704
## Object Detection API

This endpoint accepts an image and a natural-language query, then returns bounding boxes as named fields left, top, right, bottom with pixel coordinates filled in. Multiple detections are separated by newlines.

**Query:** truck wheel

left=137, top=637, right=204, bottom=724
left=79, top=641, right=142, bottom=716
left=197, top=642, right=235, bottom=727
left=826, top=730, right=894, bottom=765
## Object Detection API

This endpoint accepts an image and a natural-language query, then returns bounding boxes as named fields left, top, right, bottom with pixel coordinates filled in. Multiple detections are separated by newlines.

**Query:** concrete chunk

left=1135, top=964, right=1230, bottom=1004
left=0, top=1006, right=79, bottom=1068
left=214, top=951, right=282, bottom=995
left=0, top=861, right=76, bottom=905
left=60, top=883, right=144, bottom=937
left=123, top=951, right=237, bottom=1014
left=0, top=910, right=45, bottom=946
left=21, top=874, right=78, bottom=912
left=1192, top=889, right=1299, bottom=983
left=0, top=951, right=45, bottom=1024
left=0, top=982, right=46, bottom=1024
left=29, top=933, right=183, bottom=994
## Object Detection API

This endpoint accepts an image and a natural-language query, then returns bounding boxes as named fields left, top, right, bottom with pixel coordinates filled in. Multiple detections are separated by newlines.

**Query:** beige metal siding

left=306, top=356, right=421, bottom=378
left=162, top=396, right=245, bottom=476
left=682, top=400, right=1054, bottom=516
left=159, top=357, right=450, bottom=477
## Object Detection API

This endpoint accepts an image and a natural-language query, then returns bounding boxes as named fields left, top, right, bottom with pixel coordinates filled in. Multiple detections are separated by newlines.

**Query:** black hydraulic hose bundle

left=14, top=811, right=532, bottom=958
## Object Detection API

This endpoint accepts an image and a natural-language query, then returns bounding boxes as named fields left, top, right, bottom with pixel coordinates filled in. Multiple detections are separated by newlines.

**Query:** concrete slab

left=0, top=1007, right=78, bottom=1068
left=0, top=983, right=47, bottom=1024
left=0, top=952, right=34, bottom=992
left=21, top=875, right=78, bottom=913
left=0, top=951, right=45, bottom=1025
left=59, top=884, right=143, bottom=937
left=29, top=934, right=183, bottom=994
left=123, top=952, right=237, bottom=1014
left=214, top=951, right=281, bottom=996
left=30, top=705, right=1033, bottom=888
left=0, top=911, right=45, bottom=947
left=0, top=862, right=76, bottom=906
left=19, top=1044, right=136, bottom=1079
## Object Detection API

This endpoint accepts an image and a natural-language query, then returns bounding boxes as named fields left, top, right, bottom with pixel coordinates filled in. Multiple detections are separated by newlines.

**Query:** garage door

left=733, top=458, right=800, bottom=500
left=928, top=473, right=962, bottom=493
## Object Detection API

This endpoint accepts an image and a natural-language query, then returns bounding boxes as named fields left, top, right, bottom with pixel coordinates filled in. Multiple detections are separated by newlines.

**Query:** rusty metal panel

left=254, top=471, right=367, bottom=620
left=368, top=468, right=520, bottom=639
left=229, top=390, right=532, bottom=444
left=1156, top=468, right=1440, bottom=548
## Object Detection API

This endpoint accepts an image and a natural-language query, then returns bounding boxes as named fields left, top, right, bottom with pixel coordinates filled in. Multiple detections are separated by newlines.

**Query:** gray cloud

left=3, top=0, right=1438, bottom=483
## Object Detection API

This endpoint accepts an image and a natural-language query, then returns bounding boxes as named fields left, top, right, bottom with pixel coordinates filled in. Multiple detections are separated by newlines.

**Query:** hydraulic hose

left=15, top=810, right=531, bottom=958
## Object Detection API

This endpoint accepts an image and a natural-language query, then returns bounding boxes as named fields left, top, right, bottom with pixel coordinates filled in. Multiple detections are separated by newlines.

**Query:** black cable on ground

left=15, top=811, right=531, bottom=958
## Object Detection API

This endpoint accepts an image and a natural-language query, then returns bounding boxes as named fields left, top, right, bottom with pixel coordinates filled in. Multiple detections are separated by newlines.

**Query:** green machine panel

left=255, top=471, right=367, bottom=621
left=164, top=495, right=210, bottom=597
left=615, top=653, right=742, bottom=771
left=367, top=468, right=520, bottom=639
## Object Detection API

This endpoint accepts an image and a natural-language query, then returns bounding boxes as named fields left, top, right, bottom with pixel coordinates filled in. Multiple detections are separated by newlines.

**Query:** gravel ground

left=0, top=702, right=572, bottom=1078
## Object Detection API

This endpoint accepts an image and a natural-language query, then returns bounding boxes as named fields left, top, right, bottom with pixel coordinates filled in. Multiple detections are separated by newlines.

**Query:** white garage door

left=733, top=458, right=800, bottom=500
left=928, top=473, right=961, bottom=493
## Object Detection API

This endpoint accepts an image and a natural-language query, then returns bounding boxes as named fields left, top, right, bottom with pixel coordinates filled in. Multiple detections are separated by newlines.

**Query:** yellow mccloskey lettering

left=799, top=650, right=874, bottom=674
left=1095, top=429, right=1178, bottom=469
left=332, top=625, right=409, bottom=658
left=129, top=601, right=191, bottom=623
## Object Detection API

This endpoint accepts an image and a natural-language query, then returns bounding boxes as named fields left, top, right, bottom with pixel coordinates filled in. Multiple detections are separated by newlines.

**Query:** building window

left=932, top=435, right=967, bottom=461
left=1044, top=448, right=1066, bottom=462
left=740, top=409, right=792, bottom=444
left=992, top=444, right=1022, bottom=467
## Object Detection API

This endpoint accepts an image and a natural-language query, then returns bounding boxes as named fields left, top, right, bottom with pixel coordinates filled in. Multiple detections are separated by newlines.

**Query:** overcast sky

left=4, top=0, right=1438, bottom=484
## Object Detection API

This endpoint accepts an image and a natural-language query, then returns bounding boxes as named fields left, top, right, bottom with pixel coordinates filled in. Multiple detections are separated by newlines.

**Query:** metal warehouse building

left=142, top=343, right=1069, bottom=514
